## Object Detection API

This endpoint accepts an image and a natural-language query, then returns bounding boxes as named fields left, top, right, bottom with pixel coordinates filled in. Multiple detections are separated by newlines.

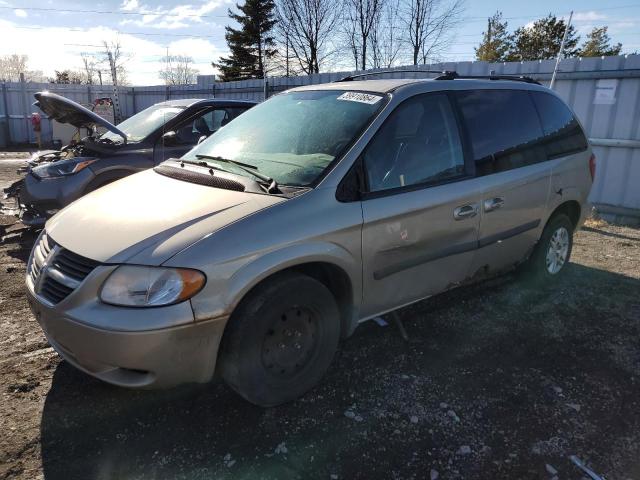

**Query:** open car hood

left=34, top=91, right=126, bottom=142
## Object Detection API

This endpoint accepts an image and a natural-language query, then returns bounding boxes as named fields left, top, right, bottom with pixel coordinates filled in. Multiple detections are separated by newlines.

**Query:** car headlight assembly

left=100, top=265, right=206, bottom=307
left=32, top=158, right=97, bottom=179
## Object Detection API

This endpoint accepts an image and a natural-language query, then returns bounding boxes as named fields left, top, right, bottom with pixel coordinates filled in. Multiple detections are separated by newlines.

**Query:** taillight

left=589, top=153, right=596, bottom=180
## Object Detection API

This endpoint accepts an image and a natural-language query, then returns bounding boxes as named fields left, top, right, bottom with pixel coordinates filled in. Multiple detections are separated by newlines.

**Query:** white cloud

left=573, top=11, right=606, bottom=22
left=0, top=19, right=226, bottom=85
left=14, top=9, right=27, bottom=17
left=118, top=0, right=225, bottom=30
left=120, top=0, right=139, bottom=11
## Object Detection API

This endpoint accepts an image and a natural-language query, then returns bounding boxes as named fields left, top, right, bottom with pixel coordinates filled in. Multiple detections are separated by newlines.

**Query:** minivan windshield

left=183, top=90, right=386, bottom=186
left=100, top=105, right=185, bottom=143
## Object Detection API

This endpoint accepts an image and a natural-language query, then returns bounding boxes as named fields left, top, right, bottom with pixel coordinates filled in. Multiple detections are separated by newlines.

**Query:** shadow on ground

left=39, top=263, right=640, bottom=480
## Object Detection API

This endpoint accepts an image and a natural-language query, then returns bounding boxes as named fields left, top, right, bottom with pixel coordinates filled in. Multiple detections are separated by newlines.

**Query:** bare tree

left=50, top=70, right=85, bottom=84
left=370, top=0, right=402, bottom=68
left=276, top=0, right=340, bottom=74
left=340, top=11, right=362, bottom=70
left=159, top=55, right=200, bottom=85
left=80, top=53, right=99, bottom=85
left=0, top=54, right=28, bottom=81
left=401, top=0, right=465, bottom=65
left=345, top=0, right=384, bottom=70
left=100, top=39, right=130, bottom=85
left=0, top=54, right=46, bottom=82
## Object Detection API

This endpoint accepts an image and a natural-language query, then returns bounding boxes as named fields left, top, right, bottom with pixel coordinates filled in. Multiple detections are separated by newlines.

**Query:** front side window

left=363, top=93, right=465, bottom=192
left=456, top=89, right=545, bottom=176
left=100, top=105, right=184, bottom=143
left=173, top=107, right=246, bottom=145
left=183, top=90, right=385, bottom=186
left=531, top=92, right=588, bottom=159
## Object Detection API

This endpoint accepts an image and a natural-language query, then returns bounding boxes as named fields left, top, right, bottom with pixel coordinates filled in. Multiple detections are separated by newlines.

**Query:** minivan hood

left=34, top=91, right=127, bottom=141
left=45, top=169, right=285, bottom=265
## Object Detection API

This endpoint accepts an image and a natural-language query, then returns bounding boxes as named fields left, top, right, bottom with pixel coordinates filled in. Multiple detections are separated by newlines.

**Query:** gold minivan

left=26, top=74, right=594, bottom=406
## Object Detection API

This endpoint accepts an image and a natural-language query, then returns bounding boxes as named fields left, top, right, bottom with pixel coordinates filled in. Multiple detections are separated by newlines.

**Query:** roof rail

left=438, top=72, right=541, bottom=85
left=335, top=69, right=541, bottom=85
left=335, top=70, right=455, bottom=82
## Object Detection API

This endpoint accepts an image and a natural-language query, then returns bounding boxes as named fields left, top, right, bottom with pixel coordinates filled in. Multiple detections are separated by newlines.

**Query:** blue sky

left=0, top=0, right=638, bottom=85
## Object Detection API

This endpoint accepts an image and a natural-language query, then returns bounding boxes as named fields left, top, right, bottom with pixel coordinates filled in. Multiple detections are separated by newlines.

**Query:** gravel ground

left=1, top=156, right=639, bottom=480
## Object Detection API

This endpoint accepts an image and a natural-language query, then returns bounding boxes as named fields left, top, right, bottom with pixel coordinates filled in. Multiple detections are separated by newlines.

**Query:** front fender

left=188, top=241, right=362, bottom=324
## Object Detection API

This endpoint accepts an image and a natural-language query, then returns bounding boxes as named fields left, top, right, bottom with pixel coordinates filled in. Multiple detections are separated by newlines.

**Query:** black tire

left=526, top=213, right=574, bottom=281
left=220, top=272, right=341, bottom=407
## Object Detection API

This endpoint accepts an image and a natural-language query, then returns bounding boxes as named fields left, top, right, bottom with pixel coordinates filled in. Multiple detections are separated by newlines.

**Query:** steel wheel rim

left=261, top=306, right=318, bottom=378
left=545, top=226, right=570, bottom=274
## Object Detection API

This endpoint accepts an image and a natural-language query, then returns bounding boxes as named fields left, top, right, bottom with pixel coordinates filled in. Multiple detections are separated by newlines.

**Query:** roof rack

left=335, top=69, right=541, bottom=85
left=335, top=70, right=455, bottom=82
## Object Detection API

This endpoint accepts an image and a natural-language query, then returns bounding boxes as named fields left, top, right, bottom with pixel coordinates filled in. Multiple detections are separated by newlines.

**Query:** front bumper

left=26, top=285, right=229, bottom=389
left=18, top=169, right=94, bottom=221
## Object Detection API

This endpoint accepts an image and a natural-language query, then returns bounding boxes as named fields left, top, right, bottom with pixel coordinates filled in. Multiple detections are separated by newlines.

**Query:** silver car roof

left=289, top=78, right=550, bottom=95
left=154, top=98, right=256, bottom=107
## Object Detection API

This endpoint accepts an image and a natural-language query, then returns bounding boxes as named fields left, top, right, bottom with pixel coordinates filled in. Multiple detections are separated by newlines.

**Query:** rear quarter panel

left=546, top=148, right=594, bottom=228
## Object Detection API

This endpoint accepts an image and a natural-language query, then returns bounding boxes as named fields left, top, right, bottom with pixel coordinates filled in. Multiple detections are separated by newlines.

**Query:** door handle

left=483, top=196, right=505, bottom=213
left=453, top=203, right=478, bottom=220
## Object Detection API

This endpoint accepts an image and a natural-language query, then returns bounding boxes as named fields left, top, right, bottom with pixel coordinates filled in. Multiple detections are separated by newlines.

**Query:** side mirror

left=197, top=135, right=207, bottom=145
left=162, top=131, right=177, bottom=146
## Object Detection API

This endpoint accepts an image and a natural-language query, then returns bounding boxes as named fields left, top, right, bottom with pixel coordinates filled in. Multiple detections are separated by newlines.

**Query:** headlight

left=100, top=265, right=206, bottom=307
left=32, top=158, right=97, bottom=179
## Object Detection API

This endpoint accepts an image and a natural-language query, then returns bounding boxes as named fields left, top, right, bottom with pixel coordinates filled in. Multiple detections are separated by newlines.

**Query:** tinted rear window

left=531, top=92, right=588, bottom=159
left=456, top=89, right=546, bottom=176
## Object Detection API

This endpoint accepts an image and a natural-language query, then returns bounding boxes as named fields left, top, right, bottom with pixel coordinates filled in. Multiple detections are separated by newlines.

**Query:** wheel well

left=549, top=201, right=581, bottom=229
left=240, top=262, right=355, bottom=339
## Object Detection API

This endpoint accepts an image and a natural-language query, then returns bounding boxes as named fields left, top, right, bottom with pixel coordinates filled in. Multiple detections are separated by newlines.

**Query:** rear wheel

left=220, top=272, right=341, bottom=407
left=526, top=214, right=574, bottom=281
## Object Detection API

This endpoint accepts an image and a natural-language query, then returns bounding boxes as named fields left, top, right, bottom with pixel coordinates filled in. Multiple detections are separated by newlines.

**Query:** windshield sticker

left=337, top=92, right=383, bottom=105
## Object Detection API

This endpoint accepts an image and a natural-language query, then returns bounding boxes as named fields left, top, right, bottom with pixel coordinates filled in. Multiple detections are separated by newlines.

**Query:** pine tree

left=579, top=27, right=622, bottom=57
left=214, top=0, right=277, bottom=81
left=506, top=14, right=579, bottom=61
left=475, top=11, right=512, bottom=62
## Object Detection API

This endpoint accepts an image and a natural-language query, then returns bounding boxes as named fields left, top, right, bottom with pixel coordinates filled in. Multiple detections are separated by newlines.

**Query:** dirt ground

left=0, top=156, right=639, bottom=480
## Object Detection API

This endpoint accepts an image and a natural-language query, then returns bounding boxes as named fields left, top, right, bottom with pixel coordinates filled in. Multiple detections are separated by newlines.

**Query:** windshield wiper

left=179, top=159, right=212, bottom=168
left=195, top=154, right=279, bottom=193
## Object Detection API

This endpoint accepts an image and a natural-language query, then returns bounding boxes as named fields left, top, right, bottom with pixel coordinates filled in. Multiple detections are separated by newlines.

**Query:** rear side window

left=456, top=90, right=546, bottom=176
left=531, top=92, right=588, bottom=159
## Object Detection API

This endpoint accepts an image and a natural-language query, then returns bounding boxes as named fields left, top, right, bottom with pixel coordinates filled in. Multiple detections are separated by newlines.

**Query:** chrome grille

left=40, top=277, right=74, bottom=304
left=28, top=232, right=100, bottom=305
left=29, top=232, right=53, bottom=285
left=52, top=249, right=99, bottom=281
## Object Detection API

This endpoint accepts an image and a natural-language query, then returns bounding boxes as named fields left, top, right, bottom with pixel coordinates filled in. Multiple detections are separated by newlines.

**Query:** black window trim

left=356, top=91, right=475, bottom=201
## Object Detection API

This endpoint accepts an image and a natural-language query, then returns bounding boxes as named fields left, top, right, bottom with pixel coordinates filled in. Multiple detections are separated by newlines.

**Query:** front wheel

left=219, top=272, right=341, bottom=407
left=526, top=213, right=574, bottom=281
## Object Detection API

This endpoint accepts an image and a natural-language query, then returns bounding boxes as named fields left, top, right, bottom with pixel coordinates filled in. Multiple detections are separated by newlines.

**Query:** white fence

left=1, top=55, right=639, bottom=220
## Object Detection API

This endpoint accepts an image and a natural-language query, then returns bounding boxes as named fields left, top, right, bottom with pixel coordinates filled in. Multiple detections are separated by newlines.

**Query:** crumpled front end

left=3, top=147, right=86, bottom=227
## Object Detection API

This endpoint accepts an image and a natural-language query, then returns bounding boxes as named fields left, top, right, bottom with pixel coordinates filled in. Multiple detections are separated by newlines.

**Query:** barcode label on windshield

left=337, top=92, right=383, bottom=104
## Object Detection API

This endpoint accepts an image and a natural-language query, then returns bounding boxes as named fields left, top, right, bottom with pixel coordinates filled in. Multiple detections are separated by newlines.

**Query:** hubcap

left=261, top=306, right=318, bottom=377
left=545, top=226, right=570, bottom=274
